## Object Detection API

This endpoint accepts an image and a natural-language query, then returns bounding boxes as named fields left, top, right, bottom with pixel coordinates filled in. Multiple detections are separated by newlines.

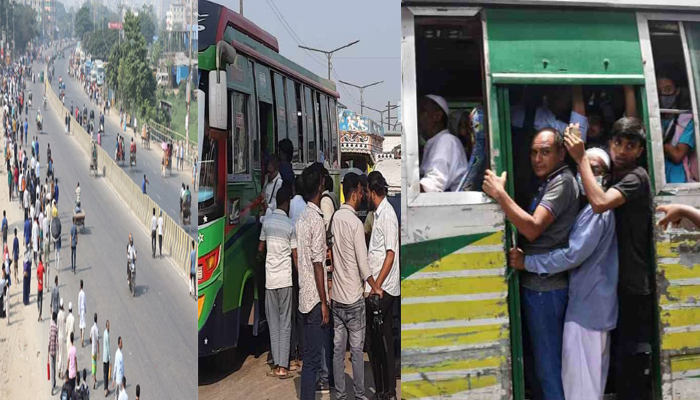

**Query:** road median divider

left=45, top=62, right=194, bottom=279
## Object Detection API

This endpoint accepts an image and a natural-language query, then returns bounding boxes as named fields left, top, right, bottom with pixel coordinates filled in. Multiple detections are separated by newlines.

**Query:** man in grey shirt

left=484, top=127, right=579, bottom=400
left=329, top=173, right=382, bottom=400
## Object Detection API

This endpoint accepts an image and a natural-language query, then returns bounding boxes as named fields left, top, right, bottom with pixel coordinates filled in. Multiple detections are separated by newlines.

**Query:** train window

left=409, top=13, right=490, bottom=199
left=645, top=20, right=700, bottom=187
left=229, top=91, right=249, bottom=175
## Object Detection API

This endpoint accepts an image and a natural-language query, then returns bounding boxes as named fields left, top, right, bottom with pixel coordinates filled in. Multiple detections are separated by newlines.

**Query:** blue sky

left=212, top=0, right=400, bottom=128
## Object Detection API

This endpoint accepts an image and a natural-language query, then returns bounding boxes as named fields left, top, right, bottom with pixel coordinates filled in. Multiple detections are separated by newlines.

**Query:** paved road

left=47, top=53, right=195, bottom=236
left=25, top=63, right=197, bottom=399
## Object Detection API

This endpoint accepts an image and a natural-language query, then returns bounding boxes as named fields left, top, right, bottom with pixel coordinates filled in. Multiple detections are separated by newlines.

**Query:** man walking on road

left=113, top=336, right=125, bottom=397
left=151, top=208, right=157, bottom=258
left=50, top=275, right=59, bottom=318
left=142, top=175, right=148, bottom=195
left=49, top=311, right=58, bottom=395
left=90, top=312, right=99, bottom=389
left=78, top=279, right=86, bottom=347
left=12, top=228, right=18, bottom=284
left=66, top=301, right=75, bottom=367
left=2, top=210, right=7, bottom=247
left=37, top=255, right=44, bottom=321
left=70, top=217, right=77, bottom=273
left=68, top=332, right=78, bottom=389
left=57, top=298, right=66, bottom=379
left=103, top=320, right=111, bottom=397
left=157, top=211, right=164, bottom=258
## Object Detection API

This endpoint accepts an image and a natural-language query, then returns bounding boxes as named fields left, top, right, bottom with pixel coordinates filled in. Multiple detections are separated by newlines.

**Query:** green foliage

left=138, top=4, right=157, bottom=45
left=74, top=5, right=93, bottom=39
left=150, top=39, right=162, bottom=69
left=83, top=28, right=118, bottom=60
left=115, top=11, right=156, bottom=120
left=158, top=89, right=197, bottom=144
left=13, top=4, right=38, bottom=53
left=106, top=43, right=122, bottom=95
left=54, top=2, right=74, bottom=40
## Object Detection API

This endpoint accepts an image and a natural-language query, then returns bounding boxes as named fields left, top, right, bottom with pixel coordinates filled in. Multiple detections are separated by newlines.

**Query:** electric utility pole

left=299, top=40, right=359, bottom=80
left=338, top=79, right=383, bottom=115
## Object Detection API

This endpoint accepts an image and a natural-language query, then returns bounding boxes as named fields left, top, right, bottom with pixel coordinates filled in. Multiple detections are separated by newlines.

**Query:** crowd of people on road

left=255, top=139, right=400, bottom=400
left=416, top=75, right=700, bottom=400
left=0, top=44, right=145, bottom=400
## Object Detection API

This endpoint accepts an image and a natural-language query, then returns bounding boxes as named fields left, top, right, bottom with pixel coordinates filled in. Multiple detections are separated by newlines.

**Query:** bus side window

left=287, top=80, right=301, bottom=162
left=273, top=73, right=287, bottom=146
left=648, top=20, right=700, bottom=185
left=229, top=91, right=249, bottom=175
left=304, top=86, right=316, bottom=163
left=293, top=82, right=304, bottom=163
left=329, top=99, right=339, bottom=167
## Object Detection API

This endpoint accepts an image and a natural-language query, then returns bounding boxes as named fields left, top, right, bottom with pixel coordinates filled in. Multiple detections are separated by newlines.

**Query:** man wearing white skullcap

left=508, top=147, right=618, bottom=400
left=57, top=297, right=66, bottom=379
left=418, top=95, right=468, bottom=192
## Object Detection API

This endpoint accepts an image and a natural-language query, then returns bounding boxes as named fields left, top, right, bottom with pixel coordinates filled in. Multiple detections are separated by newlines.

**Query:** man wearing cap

left=508, top=148, right=618, bottom=399
left=65, top=301, right=75, bottom=373
left=57, top=298, right=66, bottom=379
left=483, top=127, right=580, bottom=400
left=418, top=95, right=468, bottom=192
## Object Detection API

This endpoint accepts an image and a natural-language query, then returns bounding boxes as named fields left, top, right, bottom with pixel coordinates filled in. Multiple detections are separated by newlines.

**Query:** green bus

left=402, top=1, right=700, bottom=399
left=197, top=0, right=341, bottom=357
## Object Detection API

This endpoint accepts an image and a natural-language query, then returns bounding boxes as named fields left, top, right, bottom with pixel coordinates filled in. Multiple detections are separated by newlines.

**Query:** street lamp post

left=338, top=79, right=383, bottom=115
left=298, top=40, right=359, bottom=81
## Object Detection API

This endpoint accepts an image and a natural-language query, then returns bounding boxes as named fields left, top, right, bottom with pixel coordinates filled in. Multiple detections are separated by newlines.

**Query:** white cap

left=68, top=302, right=72, bottom=311
left=586, top=148, right=611, bottom=170
left=60, top=298, right=63, bottom=307
left=425, top=95, right=449, bottom=118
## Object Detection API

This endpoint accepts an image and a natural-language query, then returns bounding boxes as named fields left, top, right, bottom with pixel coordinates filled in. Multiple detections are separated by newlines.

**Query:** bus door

left=485, top=7, right=656, bottom=399
left=401, top=6, right=514, bottom=399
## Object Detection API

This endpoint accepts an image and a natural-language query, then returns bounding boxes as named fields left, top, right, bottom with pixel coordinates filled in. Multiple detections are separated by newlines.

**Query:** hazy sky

left=212, top=0, right=400, bottom=128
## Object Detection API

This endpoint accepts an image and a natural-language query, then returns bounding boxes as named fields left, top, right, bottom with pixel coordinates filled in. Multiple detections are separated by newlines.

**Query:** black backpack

left=59, top=383, right=72, bottom=400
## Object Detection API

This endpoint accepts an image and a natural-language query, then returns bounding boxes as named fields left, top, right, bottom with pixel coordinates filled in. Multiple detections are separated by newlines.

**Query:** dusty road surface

left=0, top=59, right=196, bottom=400
left=198, top=330, right=401, bottom=400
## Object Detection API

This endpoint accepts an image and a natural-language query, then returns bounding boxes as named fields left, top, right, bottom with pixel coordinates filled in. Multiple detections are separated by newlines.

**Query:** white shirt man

left=419, top=95, right=468, bottom=192
left=366, top=197, right=400, bottom=297
left=289, top=193, right=307, bottom=225
left=420, top=130, right=468, bottom=192
left=261, top=172, right=282, bottom=224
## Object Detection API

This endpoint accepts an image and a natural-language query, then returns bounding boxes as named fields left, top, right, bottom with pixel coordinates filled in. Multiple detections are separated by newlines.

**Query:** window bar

left=679, top=21, right=700, bottom=181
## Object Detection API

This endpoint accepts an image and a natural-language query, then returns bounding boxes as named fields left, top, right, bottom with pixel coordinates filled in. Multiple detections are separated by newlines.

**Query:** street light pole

left=298, top=40, right=359, bottom=80
left=338, top=79, right=383, bottom=115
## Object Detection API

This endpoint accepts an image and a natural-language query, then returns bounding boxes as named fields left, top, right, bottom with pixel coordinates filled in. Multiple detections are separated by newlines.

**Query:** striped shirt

left=295, top=202, right=327, bottom=313
left=48, top=320, right=58, bottom=356
left=260, top=209, right=297, bottom=290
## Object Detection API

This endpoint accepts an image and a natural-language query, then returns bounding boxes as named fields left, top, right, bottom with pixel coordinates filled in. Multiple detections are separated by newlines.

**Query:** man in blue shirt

left=24, top=216, right=31, bottom=254
left=142, top=175, right=149, bottom=195
left=509, top=148, right=618, bottom=400
left=54, top=179, right=59, bottom=204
